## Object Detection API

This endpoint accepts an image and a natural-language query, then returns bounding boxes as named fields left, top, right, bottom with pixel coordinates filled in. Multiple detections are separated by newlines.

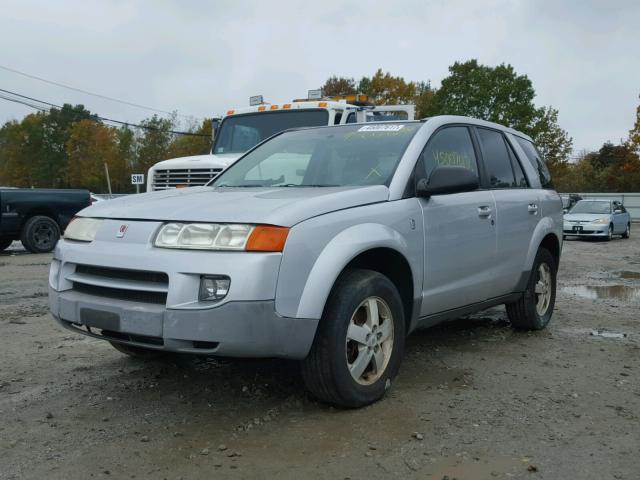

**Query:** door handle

left=528, top=203, right=539, bottom=214
left=477, top=205, right=492, bottom=217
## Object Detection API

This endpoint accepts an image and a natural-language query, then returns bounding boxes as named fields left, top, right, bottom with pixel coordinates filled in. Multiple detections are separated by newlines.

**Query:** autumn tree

left=66, top=119, right=125, bottom=192
left=321, top=76, right=357, bottom=96
left=358, top=69, right=417, bottom=105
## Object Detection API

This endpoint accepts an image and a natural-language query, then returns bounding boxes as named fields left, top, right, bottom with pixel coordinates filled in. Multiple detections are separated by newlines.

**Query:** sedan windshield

left=213, top=110, right=329, bottom=154
left=570, top=201, right=611, bottom=214
left=212, top=123, right=421, bottom=188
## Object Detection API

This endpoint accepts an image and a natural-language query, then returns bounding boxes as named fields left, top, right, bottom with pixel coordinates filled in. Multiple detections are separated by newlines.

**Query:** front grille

left=152, top=168, right=223, bottom=190
left=75, top=265, right=168, bottom=284
left=73, top=282, right=168, bottom=304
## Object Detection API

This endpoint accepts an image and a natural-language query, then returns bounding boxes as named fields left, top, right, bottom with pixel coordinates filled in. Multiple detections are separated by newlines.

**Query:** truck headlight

left=591, top=218, right=609, bottom=224
left=64, top=217, right=103, bottom=242
left=154, top=223, right=289, bottom=252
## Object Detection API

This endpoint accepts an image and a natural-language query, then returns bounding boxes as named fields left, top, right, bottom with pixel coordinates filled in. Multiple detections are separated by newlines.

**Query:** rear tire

left=20, top=216, right=60, bottom=253
left=0, top=237, right=13, bottom=252
left=506, top=247, right=556, bottom=330
left=109, top=342, right=165, bottom=359
left=301, top=269, right=406, bottom=408
left=622, top=223, right=630, bottom=239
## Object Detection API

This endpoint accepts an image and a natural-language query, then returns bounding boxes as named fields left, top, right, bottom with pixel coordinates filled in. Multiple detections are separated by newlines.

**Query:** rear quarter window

left=515, top=137, right=553, bottom=189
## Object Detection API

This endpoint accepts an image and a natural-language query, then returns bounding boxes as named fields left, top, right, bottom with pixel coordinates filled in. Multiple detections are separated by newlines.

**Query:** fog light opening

left=199, top=275, right=231, bottom=302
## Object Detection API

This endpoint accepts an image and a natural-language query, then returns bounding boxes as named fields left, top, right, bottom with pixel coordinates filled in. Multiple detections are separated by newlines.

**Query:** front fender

left=292, top=223, right=416, bottom=319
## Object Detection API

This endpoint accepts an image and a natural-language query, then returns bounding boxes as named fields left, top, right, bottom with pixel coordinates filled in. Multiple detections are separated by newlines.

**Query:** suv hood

left=80, top=186, right=390, bottom=227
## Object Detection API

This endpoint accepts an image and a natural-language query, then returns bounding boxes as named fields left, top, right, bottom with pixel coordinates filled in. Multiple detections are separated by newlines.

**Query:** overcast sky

left=1, top=0, right=638, bottom=153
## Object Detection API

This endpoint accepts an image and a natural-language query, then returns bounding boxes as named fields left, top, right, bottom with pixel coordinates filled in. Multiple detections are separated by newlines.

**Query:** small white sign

left=358, top=125, right=405, bottom=132
left=131, top=174, right=145, bottom=185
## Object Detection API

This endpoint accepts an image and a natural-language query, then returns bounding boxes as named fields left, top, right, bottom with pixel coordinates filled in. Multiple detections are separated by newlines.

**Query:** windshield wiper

left=276, top=184, right=340, bottom=187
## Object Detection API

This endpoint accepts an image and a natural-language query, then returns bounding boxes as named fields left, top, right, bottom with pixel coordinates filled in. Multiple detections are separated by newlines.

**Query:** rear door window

left=515, top=137, right=553, bottom=188
left=476, top=128, right=516, bottom=188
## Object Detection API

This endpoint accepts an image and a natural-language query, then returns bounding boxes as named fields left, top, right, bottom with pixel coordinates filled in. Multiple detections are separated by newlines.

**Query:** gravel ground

left=1, top=235, right=639, bottom=480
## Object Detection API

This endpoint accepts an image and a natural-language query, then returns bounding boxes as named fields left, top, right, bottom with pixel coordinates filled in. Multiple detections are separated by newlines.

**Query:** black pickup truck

left=0, top=188, right=91, bottom=253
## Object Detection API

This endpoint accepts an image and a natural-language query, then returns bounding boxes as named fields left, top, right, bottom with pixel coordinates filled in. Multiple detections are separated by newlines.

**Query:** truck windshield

left=212, top=123, right=420, bottom=188
left=213, top=109, right=330, bottom=154
left=570, top=201, right=611, bottom=214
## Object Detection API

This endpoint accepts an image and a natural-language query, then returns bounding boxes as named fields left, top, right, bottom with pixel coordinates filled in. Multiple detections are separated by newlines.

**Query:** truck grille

left=152, top=168, right=223, bottom=190
left=69, top=264, right=169, bottom=305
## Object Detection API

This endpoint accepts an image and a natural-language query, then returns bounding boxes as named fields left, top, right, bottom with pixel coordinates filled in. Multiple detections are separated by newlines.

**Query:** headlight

left=64, top=217, right=103, bottom=242
left=591, top=218, right=609, bottom=224
left=154, top=223, right=289, bottom=252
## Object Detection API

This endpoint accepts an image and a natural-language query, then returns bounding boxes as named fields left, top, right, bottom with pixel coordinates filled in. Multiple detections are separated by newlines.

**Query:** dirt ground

left=1, top=234, right=639, bottom=480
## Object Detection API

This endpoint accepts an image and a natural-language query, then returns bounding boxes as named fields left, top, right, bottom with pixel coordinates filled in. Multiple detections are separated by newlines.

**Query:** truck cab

left=147, top=93, right=415, bottom=191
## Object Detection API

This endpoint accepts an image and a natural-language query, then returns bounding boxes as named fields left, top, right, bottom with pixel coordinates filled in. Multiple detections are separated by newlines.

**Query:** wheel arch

left=291, top=223, right=421, bottom=326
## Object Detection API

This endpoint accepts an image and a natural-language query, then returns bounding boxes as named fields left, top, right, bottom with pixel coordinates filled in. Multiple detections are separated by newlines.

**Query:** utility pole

left=104, top=163, right=113, bottom=198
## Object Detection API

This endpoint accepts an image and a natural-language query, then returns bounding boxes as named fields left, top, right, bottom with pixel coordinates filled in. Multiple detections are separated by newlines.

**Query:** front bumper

left=48, top=219, right=319, bottom=359
left=49, top=288, right=317, bottom=358
left=563, top=227, right=609, bottom=237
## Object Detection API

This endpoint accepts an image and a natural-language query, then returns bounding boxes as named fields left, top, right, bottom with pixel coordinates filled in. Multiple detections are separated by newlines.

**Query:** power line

left=0, top=63, right=195, bottom=118
left=0, top=87, right=210, bottom=137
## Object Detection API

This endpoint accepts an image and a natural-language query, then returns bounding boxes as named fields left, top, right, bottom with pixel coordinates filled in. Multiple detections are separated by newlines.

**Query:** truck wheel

left=301, top=269, right=406, bottom=408
left=0, top=237, right=13, bottom=252
left=506, top=247, right=556, bottom=330
left=622, top=223, right=630, bottom=239
left=109, top=342, right=165, bottom=359
left=20, top=216, right=60, bottom=253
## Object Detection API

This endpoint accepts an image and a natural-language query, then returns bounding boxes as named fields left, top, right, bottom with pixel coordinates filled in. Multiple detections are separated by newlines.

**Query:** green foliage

left=0, top=105, right=212, bottom=192
left=424, top=60, right=539, bottom=133
left=321, top=76, right=357, bottom=96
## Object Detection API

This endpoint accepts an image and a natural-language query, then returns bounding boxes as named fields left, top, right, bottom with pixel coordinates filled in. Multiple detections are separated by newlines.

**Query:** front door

left=417, top=126, right=497, bottom=316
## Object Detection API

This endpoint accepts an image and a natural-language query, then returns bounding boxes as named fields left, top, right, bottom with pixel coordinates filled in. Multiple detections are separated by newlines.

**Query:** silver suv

left=49, top=116, right=563, bottom=407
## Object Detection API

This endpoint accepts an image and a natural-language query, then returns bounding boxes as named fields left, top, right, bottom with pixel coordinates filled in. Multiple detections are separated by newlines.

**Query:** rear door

left=475, top=127, right=538, bottom=295
left=418, top=125, right=497, bottom=316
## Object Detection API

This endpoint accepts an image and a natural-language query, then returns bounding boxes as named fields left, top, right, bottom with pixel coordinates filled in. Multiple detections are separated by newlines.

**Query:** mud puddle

left=562, top=284, right=640, bottom=302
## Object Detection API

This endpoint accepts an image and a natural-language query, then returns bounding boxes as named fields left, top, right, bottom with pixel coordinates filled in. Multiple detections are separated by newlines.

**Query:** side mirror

left=416, top=166, right=479, bottom=197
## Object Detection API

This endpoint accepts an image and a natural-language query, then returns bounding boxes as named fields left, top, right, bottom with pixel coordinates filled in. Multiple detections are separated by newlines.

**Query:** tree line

left=1, top=59, right=638, bottom=193
left=0, top=106, right=212, bottom=192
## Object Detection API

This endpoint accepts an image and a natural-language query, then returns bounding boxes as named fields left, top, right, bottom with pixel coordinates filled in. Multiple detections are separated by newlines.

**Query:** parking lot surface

left=1, top=236, right=639, bottom=479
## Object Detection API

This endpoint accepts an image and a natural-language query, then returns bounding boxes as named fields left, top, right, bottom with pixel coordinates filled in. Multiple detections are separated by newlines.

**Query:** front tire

left=301, top=269, right=406, bottom=408
left=622, top=223, right=630, bottom=239
left=606, top=224, right=613, bottom=241
left=20, top=216, right=60, bottom=253
left=506, top=247, right=557, bottom=330
left=109, top=342, right=165, bottom=359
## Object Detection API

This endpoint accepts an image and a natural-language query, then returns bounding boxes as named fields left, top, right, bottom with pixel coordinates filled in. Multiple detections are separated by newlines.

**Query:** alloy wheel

left=345, top=297, right=394, bottom=385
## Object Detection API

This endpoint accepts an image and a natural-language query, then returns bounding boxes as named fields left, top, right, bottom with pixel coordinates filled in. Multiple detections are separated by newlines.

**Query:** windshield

left=570, top=201, right=611, bottom=214
left=212, top=123, right=421, bottom=188
left=213, top=109, right=330, bottom=154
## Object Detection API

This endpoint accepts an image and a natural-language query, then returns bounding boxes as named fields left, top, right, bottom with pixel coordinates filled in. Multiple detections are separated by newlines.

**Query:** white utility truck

left=146, top=91, right=415, bottom=191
